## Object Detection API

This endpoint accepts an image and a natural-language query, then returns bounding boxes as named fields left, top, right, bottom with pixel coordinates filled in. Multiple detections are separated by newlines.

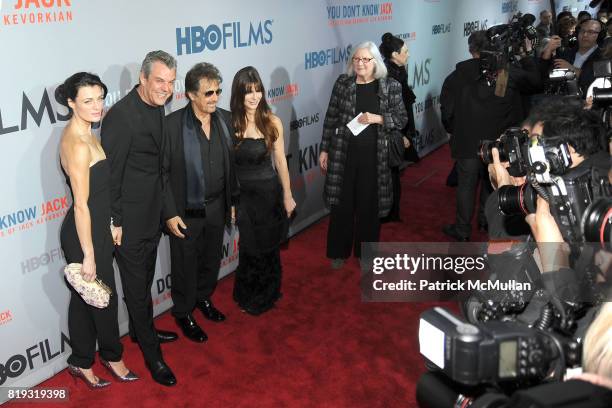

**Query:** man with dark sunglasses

left=162, top=62, right=238, bottom=343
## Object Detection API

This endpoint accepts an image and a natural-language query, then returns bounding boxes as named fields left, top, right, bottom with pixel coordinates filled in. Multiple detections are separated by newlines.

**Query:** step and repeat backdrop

left=0, top=0, right=588, bottom=398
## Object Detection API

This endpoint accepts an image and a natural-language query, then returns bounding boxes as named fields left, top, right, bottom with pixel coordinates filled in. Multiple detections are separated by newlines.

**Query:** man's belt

left=184, top=193, right=223, bottom=218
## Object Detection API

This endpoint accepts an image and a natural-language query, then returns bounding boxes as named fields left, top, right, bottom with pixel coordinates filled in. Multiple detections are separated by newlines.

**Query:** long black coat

left=440, top=57, right=541, bottom=159
left=320, top=74, right=408, bottom=217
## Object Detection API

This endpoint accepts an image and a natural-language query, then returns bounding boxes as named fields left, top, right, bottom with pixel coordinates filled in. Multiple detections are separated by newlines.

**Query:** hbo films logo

left=0, top=355, right=27, bottom=385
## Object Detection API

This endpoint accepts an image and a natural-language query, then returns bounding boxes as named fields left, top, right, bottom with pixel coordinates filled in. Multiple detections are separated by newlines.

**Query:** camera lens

left=479, top=140, right=496, bottom=164
left=499, top=184, right=538, bottom=216
left=582, top=197, right=612, bottom=247
left=478, top=140, right=509, bottom=164
left=592, top=87, right=612, bottom=105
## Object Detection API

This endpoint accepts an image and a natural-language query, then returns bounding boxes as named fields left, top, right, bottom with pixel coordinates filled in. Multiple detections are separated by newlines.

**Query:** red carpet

left=22, top=144, right=485, bottom=407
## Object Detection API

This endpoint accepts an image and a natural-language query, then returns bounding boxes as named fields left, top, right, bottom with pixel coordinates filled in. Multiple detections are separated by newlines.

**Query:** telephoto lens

left=582, top=197, right=612, bottom=247
left=592, top=87, right=612, bottom=106
left=498, top=184, right=538, bottom=216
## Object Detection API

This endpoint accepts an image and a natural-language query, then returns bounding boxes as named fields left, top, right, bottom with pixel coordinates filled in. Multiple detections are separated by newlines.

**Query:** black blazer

left=101, top=86, right=166, bottom=242
left=162, top=104, right=238, bottom=226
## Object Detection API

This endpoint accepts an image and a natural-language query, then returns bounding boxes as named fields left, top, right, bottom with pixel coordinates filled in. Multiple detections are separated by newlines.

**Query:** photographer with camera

left=417, top=101, right=611, bottom=408
left=487, top=100, right=609, bottom=285
left=540, top=19, right=605, bottom=97
left=440, top=29, right=541, bottom=242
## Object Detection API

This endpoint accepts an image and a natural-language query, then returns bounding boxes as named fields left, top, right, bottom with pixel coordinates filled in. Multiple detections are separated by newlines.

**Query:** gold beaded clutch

left=64, top=263, right=112, bottom=308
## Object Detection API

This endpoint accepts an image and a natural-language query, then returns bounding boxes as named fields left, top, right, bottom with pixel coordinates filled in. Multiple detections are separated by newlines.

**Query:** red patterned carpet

left=22, top=144, right=486, bottom=408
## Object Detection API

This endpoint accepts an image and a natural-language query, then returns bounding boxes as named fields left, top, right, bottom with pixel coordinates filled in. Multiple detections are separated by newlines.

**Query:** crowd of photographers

left=426, top=7, right=612, bottom=408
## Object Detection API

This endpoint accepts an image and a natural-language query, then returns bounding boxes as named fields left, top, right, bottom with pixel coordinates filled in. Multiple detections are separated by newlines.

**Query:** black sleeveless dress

left=232, top=138, right=287, bottom=315
left=60, top=159, right=122, bottom=368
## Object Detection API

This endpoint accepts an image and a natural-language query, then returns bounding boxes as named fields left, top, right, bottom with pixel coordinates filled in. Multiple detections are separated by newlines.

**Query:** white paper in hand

left=346, top=113, right=369, bottom=136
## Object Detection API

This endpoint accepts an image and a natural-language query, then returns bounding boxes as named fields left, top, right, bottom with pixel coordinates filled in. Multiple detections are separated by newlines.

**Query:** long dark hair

left=230, top=66, right=277, bottom=150
left=55, top=72, right=107, bottom=118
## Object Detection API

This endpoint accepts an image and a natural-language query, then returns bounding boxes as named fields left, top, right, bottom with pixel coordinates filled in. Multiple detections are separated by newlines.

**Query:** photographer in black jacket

left=440, top=30, right=541, bottom=241
left=487, top=100, right=610, bottom=314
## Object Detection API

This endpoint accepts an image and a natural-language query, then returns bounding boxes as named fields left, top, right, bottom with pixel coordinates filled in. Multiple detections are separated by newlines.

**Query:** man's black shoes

left=197, top=299, right=226, bottom=322
left=442, top=224, right=470, bottom=242
left=147, top=360, right=177, bottom=387
left=156, top=329, right=179, bottom=343
left=175, top=314, right=208, bottom=343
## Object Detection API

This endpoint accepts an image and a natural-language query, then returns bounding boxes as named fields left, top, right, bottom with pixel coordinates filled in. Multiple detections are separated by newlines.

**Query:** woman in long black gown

left=230, top=66, right=296, bottom=315
left=58, top=73, right=137, bottom=388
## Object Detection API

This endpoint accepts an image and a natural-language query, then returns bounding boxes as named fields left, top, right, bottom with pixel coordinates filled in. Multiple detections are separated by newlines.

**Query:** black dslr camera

left=479, top=127, right=530, bottom=177
left=545, top=68, right=581, bottom=97
left=418, top=307, right=581, bottom=388
left=479, top=13, right=538, bottom=87
left=591, top=59, right=612, bottom=131
left=479, top=131, right=611, bottom=245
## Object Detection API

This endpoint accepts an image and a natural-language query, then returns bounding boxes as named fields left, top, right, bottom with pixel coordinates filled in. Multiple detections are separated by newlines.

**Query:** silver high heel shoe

left=67, top=365, right=111, bottom=389
left=99, top=359, right=139, bottom=382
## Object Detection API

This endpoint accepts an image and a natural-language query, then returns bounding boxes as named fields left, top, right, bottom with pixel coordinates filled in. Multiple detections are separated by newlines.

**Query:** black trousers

left=386, top=166, right=401, bottom=220
left=115, top=234, right=162, bottom=365
left=170, top=197, right=225, bottom=318
left=67, top=267, right=123, bottom=368
left=327, top=139, right=380, bottom=259
left=455, top=158, right=492, bottom=238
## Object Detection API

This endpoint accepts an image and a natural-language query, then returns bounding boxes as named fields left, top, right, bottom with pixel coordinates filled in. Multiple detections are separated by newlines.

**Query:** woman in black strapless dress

left=57, top=73, right=137, bottom=388
left=229, top=66, right=296, bottom=315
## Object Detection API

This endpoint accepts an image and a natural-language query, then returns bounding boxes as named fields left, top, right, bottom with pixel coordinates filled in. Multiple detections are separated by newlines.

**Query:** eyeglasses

left=580, top=29, right=601, bottom=36
left=202, top=88, right=222, bottom=97
left=352, top=57, right=374, bottom=64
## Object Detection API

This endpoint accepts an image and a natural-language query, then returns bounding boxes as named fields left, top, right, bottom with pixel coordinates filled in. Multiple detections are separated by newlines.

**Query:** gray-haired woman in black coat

left=319, top=41, right=408, bottom=269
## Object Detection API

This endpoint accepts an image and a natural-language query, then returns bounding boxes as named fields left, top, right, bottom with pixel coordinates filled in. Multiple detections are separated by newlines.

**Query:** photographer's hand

left=541, top=35, right=561, bottom=59
left=523, top=37, right=533, bottom=55
left=525, top=197, right=563, bottom=242
left=525, top=196, right=569, bottom=273
left=571, top=372, right=612, bottom=390
left=488, top=148, right=526, bottom=190
left=553, top=59, right=575, bottom=72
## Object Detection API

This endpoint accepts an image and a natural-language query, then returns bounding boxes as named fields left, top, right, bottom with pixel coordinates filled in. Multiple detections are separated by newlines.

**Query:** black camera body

left=592, top=59, right=612, bottom=106
left=419, top=307, right=577, bottom=387
left=479, top=127, right=530, bottom=177
left=545, top=68, right=581, bottom=97
left=591, top=59, right=612, bottom=132
left=485, top=12, right=538, bottom=60
left=479, top=13, right=538, bottom=87
left=559, top=34, right=577, bottom=54
left=498, top=160, right=610, bottom=244
left=479, top=130, right=611, bottom=245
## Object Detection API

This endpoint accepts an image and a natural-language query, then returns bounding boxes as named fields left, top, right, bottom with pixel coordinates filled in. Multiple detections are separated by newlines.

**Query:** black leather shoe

left=442, top=224, right=470, bottom=242
left=156, top=329, right=178, bottom=343
left=146, top=360, right=177, bottom=387
left=175, top=314, right=207, bottom=343
left=197, top=299, right=226, bottom=322
left=130, top=329, right=178, bottom=344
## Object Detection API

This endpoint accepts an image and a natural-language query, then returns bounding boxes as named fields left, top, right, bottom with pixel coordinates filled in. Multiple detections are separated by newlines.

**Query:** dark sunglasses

left=202, top=88, right=222, bottom=97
